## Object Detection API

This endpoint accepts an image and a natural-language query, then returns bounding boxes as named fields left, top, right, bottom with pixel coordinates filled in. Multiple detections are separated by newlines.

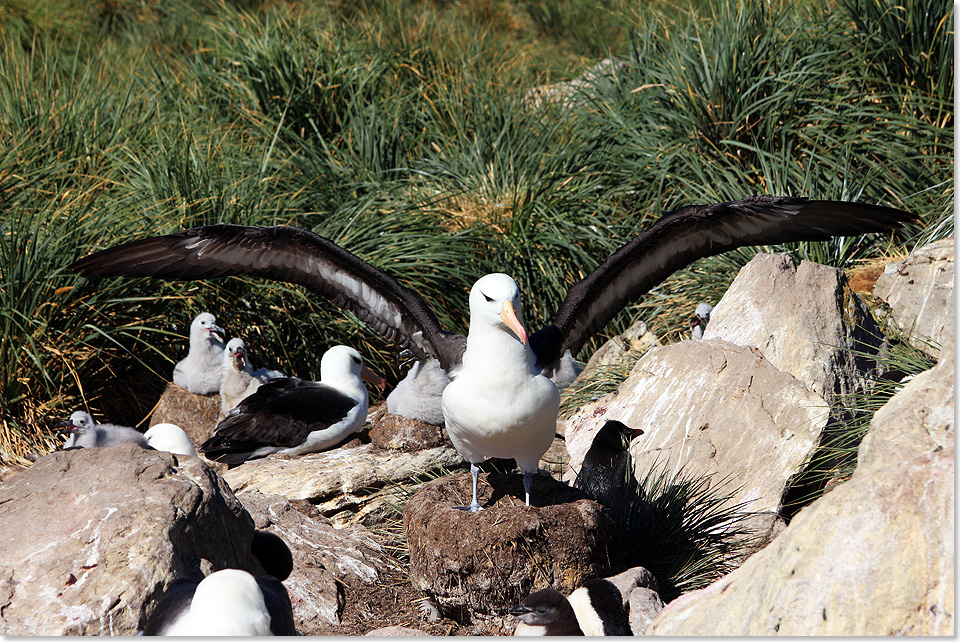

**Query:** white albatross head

left=224, top=337, right=248, bottom=369
left=468, top=273, right=527, bottom=345
left=191, top=312, right=225, bottom=343
left=320, top=345, right=386, bottom=391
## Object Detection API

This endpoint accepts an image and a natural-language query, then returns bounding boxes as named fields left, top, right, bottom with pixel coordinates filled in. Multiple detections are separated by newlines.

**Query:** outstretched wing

left=68, top=225, right=467, bottom=370
left=530, top=196, right=917, bottom=370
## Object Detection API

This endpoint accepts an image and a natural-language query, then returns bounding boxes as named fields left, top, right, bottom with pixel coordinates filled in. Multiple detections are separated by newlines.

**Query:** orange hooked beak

left=501, top=300, right=528, bottom=345
left=361, top=365, right=387, bottom=391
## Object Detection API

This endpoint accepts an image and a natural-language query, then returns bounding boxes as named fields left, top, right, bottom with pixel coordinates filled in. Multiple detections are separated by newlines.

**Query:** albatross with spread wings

left=68, top=195, right=916, bottom=510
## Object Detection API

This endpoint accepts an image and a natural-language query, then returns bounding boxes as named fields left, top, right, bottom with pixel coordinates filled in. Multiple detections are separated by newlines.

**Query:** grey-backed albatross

left=67, top=195, right=917, bottom=509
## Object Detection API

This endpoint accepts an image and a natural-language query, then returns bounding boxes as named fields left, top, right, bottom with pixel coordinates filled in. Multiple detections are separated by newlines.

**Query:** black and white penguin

left=573, top=419, right=644, bottom=509
left=510, top=587, right=584, bottom=636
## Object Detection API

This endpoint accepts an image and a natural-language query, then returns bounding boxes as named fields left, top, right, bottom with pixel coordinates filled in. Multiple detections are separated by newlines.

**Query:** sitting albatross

left=58, top=411, right=149, bottom=449
left=201, top=344, right=385, bottom=465
left=174, top=312, right=226, bottom=395
left=67, top=195, right=916, bottom=509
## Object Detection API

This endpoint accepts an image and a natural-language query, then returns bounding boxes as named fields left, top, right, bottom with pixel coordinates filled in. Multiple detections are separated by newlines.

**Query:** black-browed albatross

left=201, top=344, right=386, bottom=465
left=67, top=195, right=916, bottom=509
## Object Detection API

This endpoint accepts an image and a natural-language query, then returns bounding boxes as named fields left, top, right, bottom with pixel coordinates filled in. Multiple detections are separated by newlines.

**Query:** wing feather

left=68, top=225, right=466, bottom=370
left=530, top=196, right=917, bottom=369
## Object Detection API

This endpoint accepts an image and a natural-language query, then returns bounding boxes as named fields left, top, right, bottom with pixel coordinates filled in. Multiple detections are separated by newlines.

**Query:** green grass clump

left=602, top=460, right=763, bottom=602
left=782, top=332, right=938, bottom=517
left=0, top=0, right=951, bottom=463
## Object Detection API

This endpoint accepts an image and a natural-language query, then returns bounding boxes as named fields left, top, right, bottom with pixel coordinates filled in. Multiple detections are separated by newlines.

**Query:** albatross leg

left=523, top=471, right=533, bottom=507
left=453, top=462, right=483, bottom=512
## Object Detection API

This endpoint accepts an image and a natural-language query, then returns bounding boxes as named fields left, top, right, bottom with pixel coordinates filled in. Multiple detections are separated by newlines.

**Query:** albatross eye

left=482, top=293, right=493, bottom=303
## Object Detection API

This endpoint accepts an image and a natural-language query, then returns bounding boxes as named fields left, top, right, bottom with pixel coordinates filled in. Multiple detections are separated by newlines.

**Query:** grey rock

left=584, top=318, right=659, bottom=370
left=628, top=587, right=665, bottom=635
left=236, top=489, right=389, bottom=632
left=365, top=625, right=429, bottom=636
left=222, top=442, right=463, bottom=520
left=565, top=340, right=829, bottom=533
left=647, top=335, right=953, bottom=636
left=606, top=565, right=659, bottom=604
left=873, top=237, right=953, bottom=358
left=0, top=444, right=257, bottom=636
left=703, top=253, right=885, bottom=410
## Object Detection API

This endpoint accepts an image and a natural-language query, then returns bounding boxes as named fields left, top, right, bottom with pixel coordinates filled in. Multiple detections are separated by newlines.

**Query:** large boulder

left=873, top=237, right=953, bottom=358
left=565, top=340, right=829, bottom=533
left=0, top=444, right=258, bottom=636
left=703, top=253, right=885, bottom=409
left=222, top=443, right=463, bottom=527
left=647, top=336, right=954, bottom=636
left=404, top=472, right=616, bottom=615
left=237, top=489, right=389, bottom=633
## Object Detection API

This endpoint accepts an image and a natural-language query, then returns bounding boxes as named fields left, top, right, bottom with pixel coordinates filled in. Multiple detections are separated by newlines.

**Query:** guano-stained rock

left=873, top=237, right=953, bottom=358
left=647, top=336, right=954, bottom=636
left=222, top=443, right=464, bottom=522
left=703, top=253, right=885, bottom=409
left=0, top=444, right=257, bottom=636
left=565, top=340, right=829, bottom=529
left=237, top=490, right=389, bottom=632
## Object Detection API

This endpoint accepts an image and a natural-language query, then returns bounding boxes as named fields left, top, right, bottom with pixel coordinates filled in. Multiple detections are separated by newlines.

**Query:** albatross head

left=225, top=337, right=248, bottom=368
left=320, top=345, right=387, bottom=391
left=192, top=312, right=225, bottom=343
left=469, top=273, right=527, bottom=345
left=57, top=411, right=96, bottom=447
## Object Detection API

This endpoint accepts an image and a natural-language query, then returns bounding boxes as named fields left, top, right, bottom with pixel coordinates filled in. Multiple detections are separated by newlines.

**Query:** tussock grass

left=0, top=0, right=950, bottom=469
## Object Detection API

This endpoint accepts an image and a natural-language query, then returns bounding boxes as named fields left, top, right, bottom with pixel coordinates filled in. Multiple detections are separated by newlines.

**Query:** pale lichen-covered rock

left=222, top=443, right=463, bottom=521
left=565, top=340, right=829, bottom=530
left=873, top=237, right=953, bottom=358
left=404, top=472, right=615, bottom=614
left=237, top=490, right=389, bottom=632
left=0, top=444, right=257, bottom=636
left=703, top=253, right=885, bottom=409
left=647, top=336, right=954, bottom=636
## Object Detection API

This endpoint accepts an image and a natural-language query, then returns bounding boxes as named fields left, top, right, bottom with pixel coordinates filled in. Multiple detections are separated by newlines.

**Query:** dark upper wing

left=201, top=378, right=358, bottom=455
left=530, top=196, right=918, bottom=369
left=67, top=224, right=466, bottom=370
left=257, top=576, right=297, bottom=636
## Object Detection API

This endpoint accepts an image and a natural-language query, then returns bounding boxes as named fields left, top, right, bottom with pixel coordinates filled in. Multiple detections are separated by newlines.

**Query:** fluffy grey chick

left=173, top=312, right=226, bottom=395
left=689, top=302, right=713, bottom=340
left=386, top=357, right=449, bottom=426
left=510, top=587, right=583, bottom=636
left=219, top=337, right=283, bottom=413
left=59, top=411, right=149, bottom=449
